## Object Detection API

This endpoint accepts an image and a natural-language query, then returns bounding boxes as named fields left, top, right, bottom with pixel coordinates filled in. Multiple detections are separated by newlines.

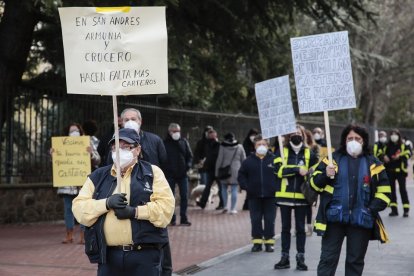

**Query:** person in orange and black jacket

left=273, top=124, right=318, bottom=271
left=310, top=124, right=391, bottom=276
left=383, top=129, right=411, bottom=217
left=238, top=134, right=276, bottom=253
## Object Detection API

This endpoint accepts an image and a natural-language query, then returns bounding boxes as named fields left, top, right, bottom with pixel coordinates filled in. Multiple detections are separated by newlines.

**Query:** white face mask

left=390, top=134, right=399, bottom=143
left=289, top=141, right=303, bottom=151
left=249, top=135, right=256, bottom=143
left=313, top=133, right=321, bottom=141
left=346, top=140, right=363, bottom=157
left=112, top=148, right=135, bottom=168
left=124, top=120, right=140, bottom=133
left=256, top=145, right=268, bottom=155
left=379, top=137, right=387, bottom=144
left=69, top=131, right=80, bottom=137
left=171, top=132, right=181, bottom=141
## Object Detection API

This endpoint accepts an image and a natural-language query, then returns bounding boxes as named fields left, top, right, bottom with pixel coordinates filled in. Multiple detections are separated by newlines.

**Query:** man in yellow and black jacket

left=309, top=124, right=390, bottom=276
left=373, top=130, right=387, bottom=161
left=273, top=125, right=318, bottom=271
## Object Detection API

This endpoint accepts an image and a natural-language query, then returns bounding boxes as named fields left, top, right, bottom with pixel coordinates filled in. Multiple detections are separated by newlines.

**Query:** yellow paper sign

left=51, top=136, right=91, bottom=187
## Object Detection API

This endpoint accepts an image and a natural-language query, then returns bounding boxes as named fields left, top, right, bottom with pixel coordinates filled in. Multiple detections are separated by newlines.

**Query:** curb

left=173, top=234, right=281, bottom=275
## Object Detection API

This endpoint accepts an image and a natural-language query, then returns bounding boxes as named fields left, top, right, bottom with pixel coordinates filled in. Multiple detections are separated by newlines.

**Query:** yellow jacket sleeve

left=137, top=165, right=175, bottom=228
left=72, top=177, right=108, bottom=227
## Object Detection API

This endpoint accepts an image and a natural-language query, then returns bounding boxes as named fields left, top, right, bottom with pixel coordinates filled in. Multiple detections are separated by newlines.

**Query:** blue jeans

left=167, top=176, right=189, bottom=223
left=199, top=172, right=208, bottom=185
left=62, top=195, right=76, bottom=229
left=221, top=183, right=238, bottom=211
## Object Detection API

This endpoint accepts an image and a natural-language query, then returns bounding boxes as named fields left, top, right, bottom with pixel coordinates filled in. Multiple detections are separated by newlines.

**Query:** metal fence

left=1, top=86, right=414, bottom=184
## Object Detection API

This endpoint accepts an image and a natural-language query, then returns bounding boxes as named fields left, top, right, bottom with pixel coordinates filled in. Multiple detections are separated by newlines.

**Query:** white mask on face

left=69, top=131, right=80, bottom=137
left=390, top=134, right=399, bottom=143
left=171, top=132, right=181, bottom=141
left=124, top=120, right=140, bottom=133
left=379, top=137, right=387, bottom=144
left=313, top=133, right=321, bottom=141
left=249, top=135, right=256, bottom=143
left=112, top=148, right=135, bottom=168
left=289, top=141, right=303, bottom=153
left=347, top=140, right=363, bottom=157
left=256, top=145, right=268, bottom=155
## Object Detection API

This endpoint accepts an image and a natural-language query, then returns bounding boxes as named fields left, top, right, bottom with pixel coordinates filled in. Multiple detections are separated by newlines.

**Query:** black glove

left=114, top=206, right=136, bottom=220
left=106, top=193, right=127, bottom=210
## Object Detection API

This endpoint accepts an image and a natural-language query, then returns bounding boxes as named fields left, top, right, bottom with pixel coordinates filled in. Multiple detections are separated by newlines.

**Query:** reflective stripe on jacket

left=273, top=146, right=318, bottom=205
left=310, top=151, right=391, bottom=238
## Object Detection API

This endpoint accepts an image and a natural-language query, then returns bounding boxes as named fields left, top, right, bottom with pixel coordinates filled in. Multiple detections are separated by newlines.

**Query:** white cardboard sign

left=255, top=75, right=297, bottom=139
left=291, top=31, right=356, bottom=113
left=58, top=7, right=168, bottom=95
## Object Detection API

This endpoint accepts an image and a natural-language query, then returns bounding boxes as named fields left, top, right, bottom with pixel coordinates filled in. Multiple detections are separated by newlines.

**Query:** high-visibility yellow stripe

left=375, top=193, right=390, bottom=205
left=390, top=202, right=397, bottom=207
left=281, top=178, right=288, bottom=192
left=274, top=157, right=282, bottom=164
left=264, top=239, right=275, bottom=244
left=403, top=204, right=410, bottom=208
left=371, top=164, right=385, bottom=176
left=310, top=177, right=323, bottom=192
left=275, top=191, right=305, bottom=199
left=324, top=185, right=334, bottom=194
left=377, top=186, right=391, bottom=193
left=96, top=6, right=131, bottom=12
left=252, top=239, right=263, bottom=244
left=314, top=222, right=326, bottom=231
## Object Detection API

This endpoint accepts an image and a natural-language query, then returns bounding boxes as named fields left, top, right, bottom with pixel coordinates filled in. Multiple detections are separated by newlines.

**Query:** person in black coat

left=241, top=128, right=260, bottom=211
left=238, top=134, right=277, bottom=253
left=163, top=123, right=193, bottom=226
left=193, top=125, right=214, bottom=185
left=196, top=129, right=223, bottom=209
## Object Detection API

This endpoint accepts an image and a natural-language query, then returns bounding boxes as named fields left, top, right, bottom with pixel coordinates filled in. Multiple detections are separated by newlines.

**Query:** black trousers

left=199, top=172, right=223, bottom=207
left=317, top=223, right=371, bottom=276
left=249, top=197, right=276, bottom=241
left=388, top=171, right=410, bottom=213
left=279, top=205, right=307, bottom=255
left=98, top=247, right=162, bottom=276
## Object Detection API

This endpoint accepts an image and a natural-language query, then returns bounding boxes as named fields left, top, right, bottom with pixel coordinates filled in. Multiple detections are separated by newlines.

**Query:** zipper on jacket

left=293, top=151, right=298, bottom=204
left=260, top=158, right=264, bottom=197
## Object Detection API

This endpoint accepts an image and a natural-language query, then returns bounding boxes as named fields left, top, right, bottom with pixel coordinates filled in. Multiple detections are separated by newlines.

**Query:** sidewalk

left=1, top=185, right=413, bottom=275
left=0, top=190, right=260, bottom=275
left=194, top=186, right=414, bottom=276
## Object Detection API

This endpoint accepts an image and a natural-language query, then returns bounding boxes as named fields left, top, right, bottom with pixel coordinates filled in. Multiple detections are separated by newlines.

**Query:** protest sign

left=255, top=75, right=296, bottom=139
left=291, top=31, right=355, bottom=114
left=58, top=7, right=168, bottom=95
left=51, top=136, right=91, bottom=187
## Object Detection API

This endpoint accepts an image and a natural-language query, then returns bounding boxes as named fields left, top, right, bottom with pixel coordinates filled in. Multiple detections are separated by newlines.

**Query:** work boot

left=78, top=230, right=85, bottom=244
left=265, top=244, right=274, bottom=252
left=296, top=253, right=308, bottom=271
left=389, top=207, right=398, bottom=216
left=62, top=229, right=73, bottom=244
left=403, top=211, right=409, bottom=218
left=251, top=244, right=262, bottom=252
left=274, top=255, right=290, bottom=269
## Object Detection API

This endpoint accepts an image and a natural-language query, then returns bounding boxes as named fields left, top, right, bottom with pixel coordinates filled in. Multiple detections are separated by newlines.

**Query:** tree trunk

left=0, top=0, right=39, bottom=130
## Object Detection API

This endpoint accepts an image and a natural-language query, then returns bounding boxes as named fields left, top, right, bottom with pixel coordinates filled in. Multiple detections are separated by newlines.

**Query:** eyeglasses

left=111, top=144, right=137, bottom=151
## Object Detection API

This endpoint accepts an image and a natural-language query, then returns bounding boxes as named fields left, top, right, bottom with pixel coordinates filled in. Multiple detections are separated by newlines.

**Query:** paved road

left=193, top=186, right=414, bottom=276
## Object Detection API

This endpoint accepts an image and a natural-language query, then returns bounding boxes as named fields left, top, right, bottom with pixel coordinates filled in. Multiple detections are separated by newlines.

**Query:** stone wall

left=0, top=183, right=64, bottom=224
